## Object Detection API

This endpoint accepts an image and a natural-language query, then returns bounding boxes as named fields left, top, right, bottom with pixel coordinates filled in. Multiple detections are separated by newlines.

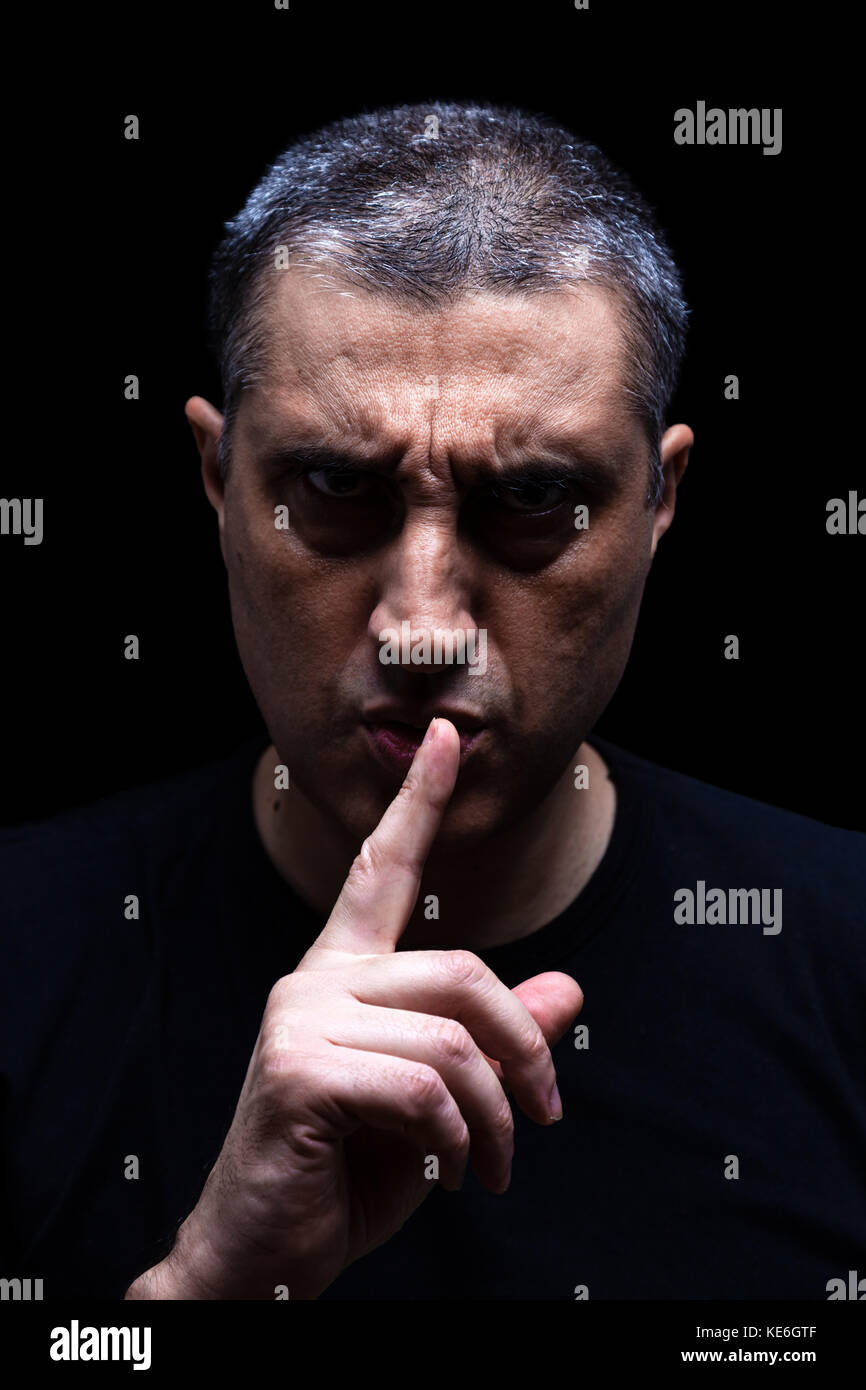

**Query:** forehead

left=242, top=267, right=638, bottom=459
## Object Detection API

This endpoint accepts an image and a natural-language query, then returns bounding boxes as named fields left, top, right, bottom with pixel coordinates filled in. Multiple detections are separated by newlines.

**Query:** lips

left=361, top=705, right=487, bottom=735
left=362, top=714, right=486, bottom=773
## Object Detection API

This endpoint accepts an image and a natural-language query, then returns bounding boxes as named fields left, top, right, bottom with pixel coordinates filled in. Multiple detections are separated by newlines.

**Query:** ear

left=186, top=396, right=227, bottom=560
left=650, top=422, right=694, bottom=558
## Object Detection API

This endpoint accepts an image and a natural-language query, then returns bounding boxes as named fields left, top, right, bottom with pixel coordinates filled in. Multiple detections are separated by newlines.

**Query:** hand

left=125, top=717, right=583, bottom=1300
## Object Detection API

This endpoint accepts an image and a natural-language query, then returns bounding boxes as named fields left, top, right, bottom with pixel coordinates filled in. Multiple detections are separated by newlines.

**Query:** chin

left=348, top=781, right=502, bottom=846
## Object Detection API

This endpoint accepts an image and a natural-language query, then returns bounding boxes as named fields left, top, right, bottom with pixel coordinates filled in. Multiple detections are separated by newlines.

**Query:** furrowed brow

left=470, top=450, right=618, bottom=490
left=256, top=437, right=624, bottom=490
left=258, top=442, right=401, bottom=476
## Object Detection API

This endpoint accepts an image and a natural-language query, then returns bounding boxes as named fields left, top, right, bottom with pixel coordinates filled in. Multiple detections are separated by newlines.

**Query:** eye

left=304, top=467, right=375, bottom=498
left=488, top=478, right=571, bottom=513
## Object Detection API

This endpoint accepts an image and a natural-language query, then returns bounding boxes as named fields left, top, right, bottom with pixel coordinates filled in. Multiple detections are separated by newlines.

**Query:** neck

left=252, top=740, right=616, bottom=952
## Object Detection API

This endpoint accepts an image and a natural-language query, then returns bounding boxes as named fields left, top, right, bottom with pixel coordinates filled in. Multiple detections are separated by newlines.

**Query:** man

left=2, top=102, right=864, bottom=1302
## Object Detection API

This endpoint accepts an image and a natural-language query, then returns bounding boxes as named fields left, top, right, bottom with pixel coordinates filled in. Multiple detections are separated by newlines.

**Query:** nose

left=367, top=509, right=481, bottom=676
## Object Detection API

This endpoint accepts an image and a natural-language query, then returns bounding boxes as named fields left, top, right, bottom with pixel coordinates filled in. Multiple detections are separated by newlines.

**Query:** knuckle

left=352, top=835, right=384, bottom=881
left=395, top=773, right=419, bottom=805
left=438, top=948, right=486, bottom=988
left=429, top=1017, right=473, bottom=1067
left=522, top=1024, right=551, bottom=1066
left=255, top=1049, right=324, bottom=1124
left=489, top=1101, right=515, bottom=1143
left=396, top=771, right=449, bottom=820
left=257, top=1043, right=299, bottom=1091
left=354, top=831, right=423, bottom=884
left=402, top=1063, right=446, bottom=1112
left=400, top=767, right=449, bottom=817
left=256, top=1020, right=315, bottom=1091
left=450, top=1124, right=471, bottom=1160
left=264, top=974, right=294, bottom=1010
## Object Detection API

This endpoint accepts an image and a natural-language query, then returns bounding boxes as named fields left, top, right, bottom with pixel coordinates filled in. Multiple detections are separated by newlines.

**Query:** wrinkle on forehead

left=245, top=267, right=638, bottom=463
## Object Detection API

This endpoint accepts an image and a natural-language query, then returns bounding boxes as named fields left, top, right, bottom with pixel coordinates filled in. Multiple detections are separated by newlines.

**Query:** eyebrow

left=259, top=443, right=400, bottom=476
left=259, top=441, right=618, bottom=487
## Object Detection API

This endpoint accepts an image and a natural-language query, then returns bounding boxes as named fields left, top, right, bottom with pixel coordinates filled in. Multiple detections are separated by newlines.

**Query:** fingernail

left=421, top=717, right=438, bottom=747
left=548, top=1082, right=563, bottom=1123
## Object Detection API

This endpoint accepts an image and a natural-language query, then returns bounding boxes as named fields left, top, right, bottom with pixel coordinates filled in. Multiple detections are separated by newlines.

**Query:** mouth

left=361, top=718, right=486, bottom=773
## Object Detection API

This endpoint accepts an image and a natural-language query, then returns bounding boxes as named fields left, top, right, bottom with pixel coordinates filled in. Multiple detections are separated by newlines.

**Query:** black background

left=3, top=2, right=862, bottom=831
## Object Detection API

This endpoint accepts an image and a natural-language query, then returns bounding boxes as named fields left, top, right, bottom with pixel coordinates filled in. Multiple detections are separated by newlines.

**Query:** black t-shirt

left=2, top=734, right=864, bottom=1300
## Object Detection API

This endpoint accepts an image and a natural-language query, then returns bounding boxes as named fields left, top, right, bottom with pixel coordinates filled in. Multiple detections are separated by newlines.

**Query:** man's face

left=200, top=269, right=686, bottom=846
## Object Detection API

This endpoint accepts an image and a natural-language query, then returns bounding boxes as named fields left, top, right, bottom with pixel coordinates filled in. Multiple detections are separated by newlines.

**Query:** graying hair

left=207, top=101, right=689, bottom=505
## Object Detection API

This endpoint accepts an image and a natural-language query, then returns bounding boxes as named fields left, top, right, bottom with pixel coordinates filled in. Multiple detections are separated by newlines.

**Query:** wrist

left=124, top=1260, right=185, bottom=1300
left=124, top=1213, right=326, bottom=1301
left=124, top=1219, right=219, bottom=1300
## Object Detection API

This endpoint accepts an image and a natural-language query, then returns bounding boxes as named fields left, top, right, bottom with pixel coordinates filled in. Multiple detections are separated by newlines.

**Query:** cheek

left=508, top=515, right=652, bottom=721
left=223, top=500, right=365, bottom=716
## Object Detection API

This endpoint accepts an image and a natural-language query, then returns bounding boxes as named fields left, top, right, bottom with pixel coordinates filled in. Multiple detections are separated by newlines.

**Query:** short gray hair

left=207, top=101, right=689, bottom=504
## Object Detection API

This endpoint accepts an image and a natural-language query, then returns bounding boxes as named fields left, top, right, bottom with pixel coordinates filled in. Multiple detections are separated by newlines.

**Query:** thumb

left=512, top=971, right=584, bottom=1046
left=482, top=972, right=584, bottom=1090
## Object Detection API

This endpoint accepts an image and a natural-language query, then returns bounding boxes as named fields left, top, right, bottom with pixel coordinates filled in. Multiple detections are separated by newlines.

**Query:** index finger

left=311, top=717, right=461, bottom=955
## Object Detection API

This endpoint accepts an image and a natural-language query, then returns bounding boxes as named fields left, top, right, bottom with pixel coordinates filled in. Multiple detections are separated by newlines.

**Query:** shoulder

left=593, top=734, right=865, bottom=885
left=0, top=737, right=265, bottom=967
left=2, top=736, right=261, bottom=864
left=0, top=738, right=267, bottom=1085
left=592, top=737, right=866, bottom=1052
left=592, top=734, right=865, bottom=977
